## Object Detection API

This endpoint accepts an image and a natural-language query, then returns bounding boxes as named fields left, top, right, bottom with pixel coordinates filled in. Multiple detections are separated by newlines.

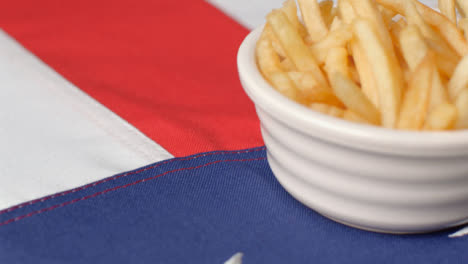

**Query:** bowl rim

left=237, top=25, right=468, bottom=155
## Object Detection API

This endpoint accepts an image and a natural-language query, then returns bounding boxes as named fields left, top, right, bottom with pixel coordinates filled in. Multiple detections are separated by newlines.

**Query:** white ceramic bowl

left=237, top=26, right=468, bottom=234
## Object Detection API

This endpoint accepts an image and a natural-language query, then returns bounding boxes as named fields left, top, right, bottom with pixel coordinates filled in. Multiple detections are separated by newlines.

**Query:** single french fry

left=329, top=16, right=343, bottom=31
left=353, top=19, right=402, bottom=128
left=398, top=25, right=428, bottom=71
left=269, top=72, right=306, bottom=103
left=429, top=42, right=459, bottom=77
left=281, top=0, right=308, bottom=38
left=267, top=10, right=329, bottom=89
left=396, top=16, right=408, bottom=28
left=397, top=54, right=433, bottom=130
left=425, top=102, right=457, bottom=130
left=288, top=72, right=344, bottom=107
left=430, top=68, right=449, bottom=110
left=439, top=0, right=457, bottom=24
left=280, top=58, right=296, bottom=71
left=343, top=110, right=371, bottom=124
left=459, top=18, right=468, bottom=40
left=320, top=0, right=335, bottom=28
left=388, top=20, right=406, bottom=65
left=297, top=0, right=329, bottom=42
left=309, top=25, right=353, bottom=64
left=330, top=72, right=381, bottom=125
left=389, top=19, right=405, bottom=42
left=377, top=0, right=468, bottom=56
left=456, top=0, right=468, bottom=18
left=309, top=103, right=345, bottom=118
left=349, top=0, right=396, bottom=52
left=448, top=54, right=468, bottom=99
left=256, top=33, right=282, bottom=75
left=337, top=0, right=356, bottom=24
left=350, top=41, right=379, bottom=108
left=348, top=60, right=361, bottom=85
left=262, top=24, right=287, bottom=58
left=324, top=47, right=350, bottom=79
left=455, top=88, right=468, bottom=128
left=402, top=65, right=412, bottom=83
left=378, top=4, right=397, bottom=26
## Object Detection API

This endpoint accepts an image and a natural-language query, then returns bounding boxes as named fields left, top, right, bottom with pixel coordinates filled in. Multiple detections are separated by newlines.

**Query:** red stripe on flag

left=0, top=0, right=263, bottom=156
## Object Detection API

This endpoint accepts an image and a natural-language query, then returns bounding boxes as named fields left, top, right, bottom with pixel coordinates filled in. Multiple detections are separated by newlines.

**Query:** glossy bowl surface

left=237, top=25, right=468, bottom=233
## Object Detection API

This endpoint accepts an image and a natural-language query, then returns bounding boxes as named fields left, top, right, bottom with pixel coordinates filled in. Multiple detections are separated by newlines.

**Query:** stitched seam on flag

left=0, top=147, right=266, bottom=215
left=0, top=157, right=267, bottom=227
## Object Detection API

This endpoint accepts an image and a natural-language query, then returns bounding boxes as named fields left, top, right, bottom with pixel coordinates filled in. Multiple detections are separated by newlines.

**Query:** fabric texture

left=0, top=0, right=263, bottom=157
left=0, top=29, right=172, bottom=210
left=1, top=147, right=467, bottom=264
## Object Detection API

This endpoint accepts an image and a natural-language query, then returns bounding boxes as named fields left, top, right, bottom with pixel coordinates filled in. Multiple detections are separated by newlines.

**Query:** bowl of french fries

left=238, top=0, right=468, bottom=233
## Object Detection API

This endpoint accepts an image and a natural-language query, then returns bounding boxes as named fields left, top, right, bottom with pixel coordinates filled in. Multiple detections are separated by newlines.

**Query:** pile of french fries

left=256, top=0, right=468, bottom=130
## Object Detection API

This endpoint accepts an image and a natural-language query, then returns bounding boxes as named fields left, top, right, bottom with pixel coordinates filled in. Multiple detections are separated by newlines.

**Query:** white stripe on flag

left=206, top=0, right=285, bottom=29
left=0, top=30, right=172, bottom=210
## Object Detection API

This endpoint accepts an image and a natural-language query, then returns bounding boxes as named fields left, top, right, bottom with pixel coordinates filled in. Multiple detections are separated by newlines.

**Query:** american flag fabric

left=0, top=0, right=467, bottom=263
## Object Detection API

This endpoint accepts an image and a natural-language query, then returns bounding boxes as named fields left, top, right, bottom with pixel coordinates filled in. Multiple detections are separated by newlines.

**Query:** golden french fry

left=256, top=33, right=282, bottom=75
left=267, top=10, right=329, bottom=89
left=319, top=0, right=334, bottom=15
left=439, top=0, right=457, bottom=24
left=459, top=18, right=468, bottom=39
left=262, top=24, right=286, bottom=58
left=388, top=20, right=405, bottom=59
left=343, top=110, right=371, bottom=124
left=396, top=16, right=408, bottom=28
left=389, top=19, right=405, bottom=40
left=330, top=72, right=381, bottom=125
left=269, top=72, right=306, bottom=103
left=456, top=0, right=468, bottom=17
left=350, top=41, right=379, bottom=108
left=338, top=0, right=356, bottom=24
left=288, top=71, right=344, bottom=107
left=398, top=25, right=429, bottom=71
left=448, top=54, right=468, bottom=99
left=397, top=54, right=433, bottom=130
left=297, top=0, right=329, bottom=42
left=353, top=19, right=402, bottom=128
left=320, top=0, right=335, bottom=27
left=280, top=58, right=296, bottom=71
left=256, top=33, right=304, bottom=103
left=349, top=0, right=396, bottom=52
left=425, top=102, right=457, bottom=130
left=378, top=4, right=397, bottom=26
left=429, top=43, right=459, bottom=77
left=309, top=25, right=353, bottom=64
left=397, top=24, right=449, bottom=109
left=329, top=16, right=343, bottom=31
left=402, top=65, right=411, bottom=83
left=324, top=47, right=350, bottom=79
left=377, top=0, right=468, bottom=56
left=430, top=68, right=449, bottom=110
left=309, top=103, right=345, bottom=118
left=348, top=60, right=361, bottom=85
left=455, top=88, right=468, bottom=128
left=281, top=0, right=308, bottom=38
